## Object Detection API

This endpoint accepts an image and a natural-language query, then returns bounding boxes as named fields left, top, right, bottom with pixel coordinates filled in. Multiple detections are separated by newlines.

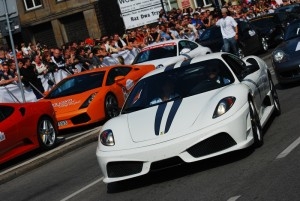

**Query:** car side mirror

left=180, top=48, right=191, bottom=55
left=115, top=75, right=125, bottom=84
left=248, top=30, right=256, bottom=37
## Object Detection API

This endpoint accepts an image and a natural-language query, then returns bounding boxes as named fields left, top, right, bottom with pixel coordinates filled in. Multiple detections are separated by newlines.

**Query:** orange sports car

left=39, top=64, right=155, bottom=130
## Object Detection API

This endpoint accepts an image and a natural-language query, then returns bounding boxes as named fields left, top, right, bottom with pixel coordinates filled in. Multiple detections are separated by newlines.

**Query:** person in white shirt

left=216, top=8, right=239, bottom=55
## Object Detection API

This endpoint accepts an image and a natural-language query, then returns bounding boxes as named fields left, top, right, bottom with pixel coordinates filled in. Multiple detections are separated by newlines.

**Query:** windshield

left=132, top=43, right=177, bottom=64
left=199, top=27, right=221, bottom=41
left=284, top=21, right=300, bottom=41
left=45, top=71, right=105, bottom=99
left=250, top=16, right=277, bottom=29
left=122, top=59, right=234, bottom=114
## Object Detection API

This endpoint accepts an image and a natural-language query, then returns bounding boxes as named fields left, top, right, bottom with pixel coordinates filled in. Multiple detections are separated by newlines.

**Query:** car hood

left=126, top=89, right=220, bottom=143
left=135, top=57, right=184, bottom=68
left=40, top=89, right=98, bottom=114
left=276, top=37, right=300, bottom=55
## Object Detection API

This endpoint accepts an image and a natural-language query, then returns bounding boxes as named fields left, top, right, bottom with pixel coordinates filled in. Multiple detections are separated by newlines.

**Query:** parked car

left=272, top=18, right=300, bottom=85
left=275, top=3, right=300, bottom=13
left=249, top=12, right=300, bottom=47
left=39, top=64, right=155, bottom=130
left=199, top=18, right=268, bottom=58
left=0, top=102, right=58, bottom=164
left=132, top=39, right=212, bottom=69
left=96, top=52, right=280, bottom=183
left=249, top=13, right=284, bottom=47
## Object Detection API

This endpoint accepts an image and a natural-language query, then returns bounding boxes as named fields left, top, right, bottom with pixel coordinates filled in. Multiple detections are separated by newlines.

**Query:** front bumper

left=96, top=102, right=254, bottom=183
left=272, top=59, right=300, bottom=84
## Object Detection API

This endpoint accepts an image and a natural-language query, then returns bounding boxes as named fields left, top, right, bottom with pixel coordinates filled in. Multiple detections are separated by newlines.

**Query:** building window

left=195, top=0, right=212, bottom=8
left=24, top=0, right=42, bottom=11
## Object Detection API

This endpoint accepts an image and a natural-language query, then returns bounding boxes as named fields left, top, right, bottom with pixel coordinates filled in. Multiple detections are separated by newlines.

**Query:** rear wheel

left=105, top=94, right=119, bottom=119
left=269, top=78, right=281, bottom=115
left=249, top=99, right=263, bottom=147
left=37, top=117, right=57, bottom=150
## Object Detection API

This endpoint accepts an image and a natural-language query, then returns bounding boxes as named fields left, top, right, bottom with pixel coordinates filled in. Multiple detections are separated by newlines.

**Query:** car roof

left=275, top=3, right=300, bottom=12
left=62, top=64, right=153, bottom=78
left=140, top=39, right=188, bottom=50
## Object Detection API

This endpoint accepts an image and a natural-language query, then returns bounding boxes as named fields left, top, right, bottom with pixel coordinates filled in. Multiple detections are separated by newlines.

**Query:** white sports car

left=132, top=39, right=212, bottom=68
left=96, top=52, right=280, bottom=183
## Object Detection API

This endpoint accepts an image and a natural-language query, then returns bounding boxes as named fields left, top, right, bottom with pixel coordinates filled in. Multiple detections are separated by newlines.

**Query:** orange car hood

left=41, top=90, right=97, bottom=115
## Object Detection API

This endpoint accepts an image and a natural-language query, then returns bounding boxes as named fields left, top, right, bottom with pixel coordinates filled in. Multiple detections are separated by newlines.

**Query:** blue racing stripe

left=154, top=103, right=167, bottom=135
left=164, top=64, right=175, bottom=71
left=179, top=58, right=192, bottom=67
left=164, top=99, right=182, bottom=133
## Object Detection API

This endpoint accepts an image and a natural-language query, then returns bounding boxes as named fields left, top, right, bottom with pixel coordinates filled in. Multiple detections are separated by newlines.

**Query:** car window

left=133, top=44, right=177, bottom=64
left=122, top=59, right=234, bottom=114
left=222, top=54, right=246, bottom=80
left=178, top=41, right=191, bottom=52
left=46, top=71, right=105, bottom=99
left=250, top=16, right=277, bottom=29
left=106, top=66, right=132, bottom=85
left=187, top=41, right=198, bottom=50
left=0, top=106, right=14, bottom=122
left=284, top=20, right=300, bottom=41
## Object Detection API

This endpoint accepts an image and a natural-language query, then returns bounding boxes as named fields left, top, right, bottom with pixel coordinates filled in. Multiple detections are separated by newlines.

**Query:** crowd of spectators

left=0, top=0, right=296, bottom=99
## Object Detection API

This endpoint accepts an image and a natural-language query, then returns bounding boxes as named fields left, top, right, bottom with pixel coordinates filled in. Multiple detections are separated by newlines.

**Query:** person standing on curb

left=216, top=8, right=239, bottom=56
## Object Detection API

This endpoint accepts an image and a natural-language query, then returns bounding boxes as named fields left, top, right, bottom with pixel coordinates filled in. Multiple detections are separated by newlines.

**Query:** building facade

left=1, top=0, right=214, bottom=48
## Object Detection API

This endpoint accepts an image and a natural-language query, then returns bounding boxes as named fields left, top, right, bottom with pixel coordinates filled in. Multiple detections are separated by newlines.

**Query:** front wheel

left=105, top=94, right=119, bottom=119
left=249, top=100, right=263, bottom=147
left=37, top=117, right=57, bottom=150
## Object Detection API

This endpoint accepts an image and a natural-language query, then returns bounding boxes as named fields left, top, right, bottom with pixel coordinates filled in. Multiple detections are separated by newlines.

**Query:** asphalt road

left=0, top=54, right=300, bottom=201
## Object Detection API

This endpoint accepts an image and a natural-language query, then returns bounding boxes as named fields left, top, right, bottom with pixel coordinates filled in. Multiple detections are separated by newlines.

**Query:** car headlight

left=79, top=92, right=97, bottom=109
left=273, top=50, right=286, bottom=63
left=99, top=129, right=115, bottom=146
left=213, top=97, right=236, bottom=118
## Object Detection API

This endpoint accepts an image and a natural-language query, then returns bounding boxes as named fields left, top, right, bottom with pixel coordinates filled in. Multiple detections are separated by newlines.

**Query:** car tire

left=269, top=78, right=281, bottom=116
left=105, top=93, right=119, bottom=119
left=260, top=37, right=269, bottom=52
left=249, top=99, right=263, bottom=147
left=37, top=116, right=57, bottom=150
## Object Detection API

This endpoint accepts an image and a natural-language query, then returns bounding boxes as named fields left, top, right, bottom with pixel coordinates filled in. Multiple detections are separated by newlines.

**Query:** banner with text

left=118, top=0, right=163, bottom=29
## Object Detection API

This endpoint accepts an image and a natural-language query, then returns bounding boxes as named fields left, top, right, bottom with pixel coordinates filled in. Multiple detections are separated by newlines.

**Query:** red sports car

left=0, top=102, right=58, bottom=164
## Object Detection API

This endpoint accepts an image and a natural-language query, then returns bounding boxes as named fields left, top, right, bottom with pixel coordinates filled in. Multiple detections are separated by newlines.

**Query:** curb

left=0, top=127, right=100, bottom=185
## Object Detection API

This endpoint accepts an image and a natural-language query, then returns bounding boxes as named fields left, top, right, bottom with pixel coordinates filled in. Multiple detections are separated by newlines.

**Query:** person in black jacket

left=20, top=58, right=45, bottom=99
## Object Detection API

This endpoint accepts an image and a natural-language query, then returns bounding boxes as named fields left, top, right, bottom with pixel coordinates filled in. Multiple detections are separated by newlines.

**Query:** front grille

left=70, top=113, right=91, bottom=125
left=107, top=161, right=143, bottom=178
left=150, top=156, right=183, bottom=171
left=187, top=133, right=236, bottom=158
left=279, top=69, right=300, bottom=78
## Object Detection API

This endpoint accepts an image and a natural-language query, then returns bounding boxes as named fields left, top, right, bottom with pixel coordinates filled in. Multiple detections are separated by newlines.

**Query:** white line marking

left=60, top=177, right=103, bottom=201
left=227, top=195, right=241, bottom=201
left=276, top=136, right=300, bottom=159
